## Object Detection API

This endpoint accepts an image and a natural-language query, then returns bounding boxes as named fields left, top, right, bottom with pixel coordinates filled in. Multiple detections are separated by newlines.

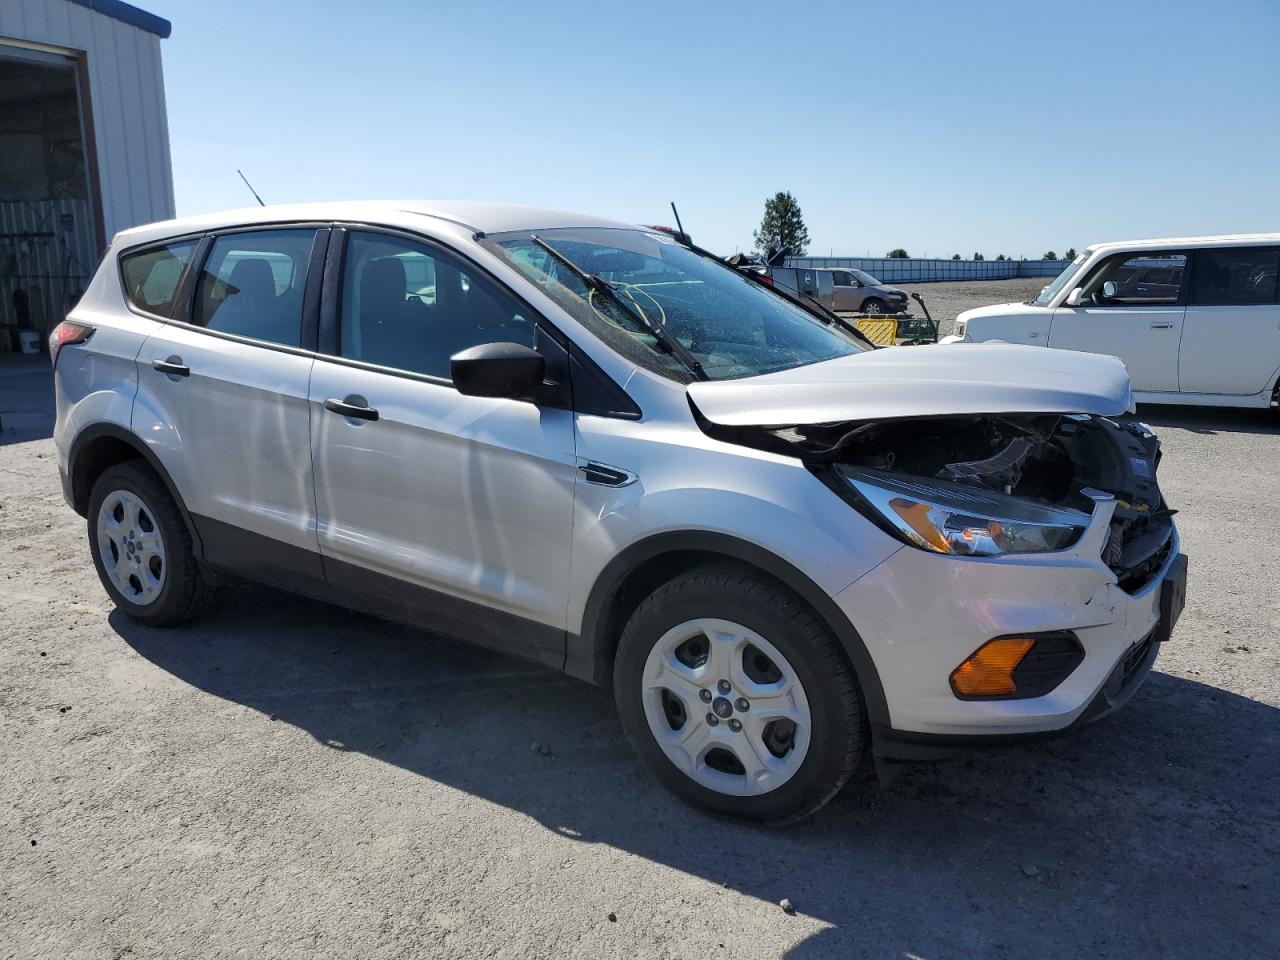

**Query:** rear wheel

left=88, top=461, right=213, bottom=626
left=614, top=566, right=864, bottom=824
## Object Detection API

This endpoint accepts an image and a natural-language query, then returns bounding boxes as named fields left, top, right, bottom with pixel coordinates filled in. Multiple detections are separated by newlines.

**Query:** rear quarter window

left=120, top=241, right=197, bottom=316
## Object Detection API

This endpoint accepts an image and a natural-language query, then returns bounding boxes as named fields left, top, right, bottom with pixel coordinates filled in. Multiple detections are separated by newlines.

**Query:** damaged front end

left=703, top=411, right=1175, bottom=593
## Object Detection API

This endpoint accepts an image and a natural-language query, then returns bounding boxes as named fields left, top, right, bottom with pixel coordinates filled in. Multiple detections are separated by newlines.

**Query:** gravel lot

left=2, top=305, right=1278, bottom=959
left=896, top=278, right=1049, bottom=338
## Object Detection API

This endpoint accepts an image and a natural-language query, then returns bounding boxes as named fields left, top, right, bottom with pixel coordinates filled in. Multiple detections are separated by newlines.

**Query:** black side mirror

left=450, top=342, right=546, bottom=401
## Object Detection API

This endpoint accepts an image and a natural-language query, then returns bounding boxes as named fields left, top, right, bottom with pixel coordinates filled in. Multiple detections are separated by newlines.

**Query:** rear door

left=1178, top=246, right=1280, bottom=395
left=306, top=227, right=577, bottom=667
left=133, top=226, right=328, bottom=589
left=1048, top=251, right=1185, bottom=392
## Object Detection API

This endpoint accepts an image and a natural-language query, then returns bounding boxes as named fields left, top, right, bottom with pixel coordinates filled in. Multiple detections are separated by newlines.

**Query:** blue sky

left=148, top=0, right=1280, bottom=258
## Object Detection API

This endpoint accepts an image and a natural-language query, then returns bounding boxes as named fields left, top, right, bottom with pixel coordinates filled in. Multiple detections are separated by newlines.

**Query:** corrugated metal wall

left=0, top=197, right=97, bottom=335
left=0, top=0, right=175, bottom=239
left=785, top=257, right=1070, bottom=283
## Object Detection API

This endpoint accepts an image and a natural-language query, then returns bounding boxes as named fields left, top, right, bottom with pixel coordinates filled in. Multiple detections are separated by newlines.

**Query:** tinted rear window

left=120, top=241, right=197, bottom=316
left=1189, top=248, right=1280, bottom=306
left=192, top=230, right=317, bottom=347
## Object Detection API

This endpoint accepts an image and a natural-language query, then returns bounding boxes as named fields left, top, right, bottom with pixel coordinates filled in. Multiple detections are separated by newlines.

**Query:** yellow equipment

left=853, top=317, right=900, bottom=346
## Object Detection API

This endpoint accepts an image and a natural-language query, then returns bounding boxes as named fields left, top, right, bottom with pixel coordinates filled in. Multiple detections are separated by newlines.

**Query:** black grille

left=1104, top=502, right=1174, bottom=594
left=1120, top=630, right=1156, bottom=689
left=1112, top=534, right=1173, bottom=594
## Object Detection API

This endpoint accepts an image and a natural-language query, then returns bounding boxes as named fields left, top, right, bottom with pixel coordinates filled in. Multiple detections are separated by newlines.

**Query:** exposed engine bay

left=703, top=411, right=1175, bottom=590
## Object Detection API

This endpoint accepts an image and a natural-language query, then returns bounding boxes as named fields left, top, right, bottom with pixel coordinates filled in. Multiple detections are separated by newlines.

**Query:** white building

left=0, top=0, right=174, bottom=347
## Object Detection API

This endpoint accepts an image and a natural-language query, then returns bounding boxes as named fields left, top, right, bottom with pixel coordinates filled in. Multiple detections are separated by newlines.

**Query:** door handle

left=1150, top=322, right=1175, bottom=330
left=324, top=396, right=379, bottom=421
left=152, top=356, right=189, bottom=377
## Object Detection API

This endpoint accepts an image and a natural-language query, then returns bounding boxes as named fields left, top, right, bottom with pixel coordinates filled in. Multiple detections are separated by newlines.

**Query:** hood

left=687, top=343, right=1134, bottom=427
left=957, top=301, right=1047, bottom=320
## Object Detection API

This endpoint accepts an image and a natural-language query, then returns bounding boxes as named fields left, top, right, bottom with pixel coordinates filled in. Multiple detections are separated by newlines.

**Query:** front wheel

left=614, top=567, right=865, bottom=824
left=861, top=298, right=885, bottom=316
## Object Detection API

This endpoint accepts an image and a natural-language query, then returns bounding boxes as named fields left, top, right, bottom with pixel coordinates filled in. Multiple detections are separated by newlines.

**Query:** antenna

left=237, top=169, right=266, bottom=207
left=670, top=201, right=685, bottom=238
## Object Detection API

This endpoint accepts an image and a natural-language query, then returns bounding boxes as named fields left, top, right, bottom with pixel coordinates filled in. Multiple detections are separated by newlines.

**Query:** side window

left=1080, top=252, right=1186, bottom=306
left=192, top=229, right=317, bottom=346
left=831, top=271, right=849, bottom=286
left=120, top=241, right=197, bottom=316
left=1189, top=248, right=1280, bottom=306
left=338, top=232, right=535, bottom=380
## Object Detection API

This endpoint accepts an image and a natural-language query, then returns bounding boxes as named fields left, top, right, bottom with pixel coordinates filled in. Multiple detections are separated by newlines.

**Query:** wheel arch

left=570, top=530, right=890, bottom=728
left=68, top=423, right=204, bottom=557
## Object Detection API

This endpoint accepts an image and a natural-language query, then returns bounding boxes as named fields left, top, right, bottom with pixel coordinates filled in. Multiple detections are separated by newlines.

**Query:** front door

left=830, top=271, right=860, bottom=312
left=307, top=229, right=576, bottom=668
left=1048, top=251, right=1186, bottom=392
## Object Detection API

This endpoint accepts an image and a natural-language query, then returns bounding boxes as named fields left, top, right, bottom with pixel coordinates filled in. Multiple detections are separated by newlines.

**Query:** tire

left=614, top=566, right=864, bottom=824
left=861, top=298, right=885, bottom=316
left=87, top=460, right=214, bottom=627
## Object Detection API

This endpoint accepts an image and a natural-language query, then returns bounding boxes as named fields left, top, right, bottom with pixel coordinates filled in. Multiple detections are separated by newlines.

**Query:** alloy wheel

left=96, top=489, right=166, bottom=605
left=641, top=618, right=811, bottom=797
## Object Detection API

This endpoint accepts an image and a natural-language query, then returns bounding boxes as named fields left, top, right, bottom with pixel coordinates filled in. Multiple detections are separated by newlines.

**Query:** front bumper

left=835, top=488, right=1185, bottom=745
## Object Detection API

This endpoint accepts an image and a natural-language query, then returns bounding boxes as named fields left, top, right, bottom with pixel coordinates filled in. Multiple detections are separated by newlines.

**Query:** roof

left=1086, top=233, right=1280, bottom=253
left=116, top=200, right=638, bottom=243
left=68, top=0, right=171, bottom=39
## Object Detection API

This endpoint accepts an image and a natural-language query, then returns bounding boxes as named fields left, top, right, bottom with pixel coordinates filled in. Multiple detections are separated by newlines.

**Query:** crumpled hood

left=687, top=343, right=1133, bottom=427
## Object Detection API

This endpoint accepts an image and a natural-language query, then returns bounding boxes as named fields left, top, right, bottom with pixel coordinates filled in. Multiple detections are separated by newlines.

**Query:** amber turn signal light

left=951, top=637, right=1036, bottom=698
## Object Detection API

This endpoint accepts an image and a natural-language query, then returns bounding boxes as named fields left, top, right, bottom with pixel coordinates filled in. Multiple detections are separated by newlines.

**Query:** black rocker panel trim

left=191, top=514, right=566, bottom=671
left=192, top=514, right=328, bottom=599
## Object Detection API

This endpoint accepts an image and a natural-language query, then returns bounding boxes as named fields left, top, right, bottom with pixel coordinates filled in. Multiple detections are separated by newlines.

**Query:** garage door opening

left=0, top=42, right=101, bottom=355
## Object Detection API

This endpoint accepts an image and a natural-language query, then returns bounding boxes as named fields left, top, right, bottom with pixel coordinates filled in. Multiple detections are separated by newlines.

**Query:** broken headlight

left=840, top=468, right=1089, bottom=556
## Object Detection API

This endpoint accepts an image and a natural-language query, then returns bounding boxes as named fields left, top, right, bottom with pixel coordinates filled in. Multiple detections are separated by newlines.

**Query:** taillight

left=758, top=274, right=774, bottom=286
left=50, top=320, right=95, bottom=368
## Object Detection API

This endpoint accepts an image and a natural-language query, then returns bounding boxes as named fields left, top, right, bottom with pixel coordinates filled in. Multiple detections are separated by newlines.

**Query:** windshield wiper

left=676, top=237, right=877, bottom=350
left=769, top=277, right=877, bottom=347
left=530, top=235, right=708, bottom=381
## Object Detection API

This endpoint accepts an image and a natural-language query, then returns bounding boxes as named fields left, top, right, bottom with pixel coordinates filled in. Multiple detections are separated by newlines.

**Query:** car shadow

left=111, top=583, right=1280, bottom=958
left=1129, top=402, right=1278, bottom=437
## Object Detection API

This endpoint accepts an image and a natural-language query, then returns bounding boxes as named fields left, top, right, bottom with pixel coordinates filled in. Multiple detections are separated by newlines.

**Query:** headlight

left=841, top=468, right=1088, bottom=556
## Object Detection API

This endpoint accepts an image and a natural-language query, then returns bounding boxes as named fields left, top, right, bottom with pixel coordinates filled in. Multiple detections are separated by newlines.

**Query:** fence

left=784, top=256, right=1070, bottom=283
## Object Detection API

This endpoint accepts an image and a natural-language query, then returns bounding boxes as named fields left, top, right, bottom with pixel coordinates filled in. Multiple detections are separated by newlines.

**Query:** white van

left=944, top=235, right=1280, bottom=409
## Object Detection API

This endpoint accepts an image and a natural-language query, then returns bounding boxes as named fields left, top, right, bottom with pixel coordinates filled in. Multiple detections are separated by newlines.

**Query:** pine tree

left=753, top=192, right=810, bottom=257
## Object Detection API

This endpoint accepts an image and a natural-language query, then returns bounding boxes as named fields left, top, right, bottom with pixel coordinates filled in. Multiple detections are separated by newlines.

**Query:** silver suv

left=52, top=202, right=1187, bottom=823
